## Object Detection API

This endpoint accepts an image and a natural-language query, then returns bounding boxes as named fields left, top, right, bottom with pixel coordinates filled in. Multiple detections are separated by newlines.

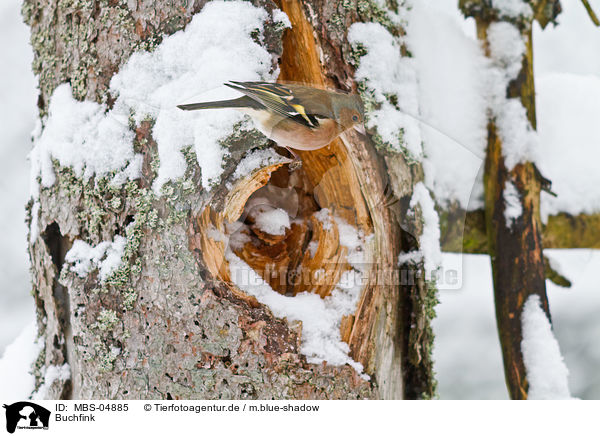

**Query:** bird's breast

left=265, top=118, right=341, bottom=151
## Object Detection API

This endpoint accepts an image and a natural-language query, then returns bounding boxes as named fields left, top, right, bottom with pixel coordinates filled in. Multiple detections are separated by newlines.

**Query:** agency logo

left=3, top=402, right=50, bottom=434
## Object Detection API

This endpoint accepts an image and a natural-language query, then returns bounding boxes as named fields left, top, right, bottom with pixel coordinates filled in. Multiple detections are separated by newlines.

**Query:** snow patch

left=226, top=213, right=369, bottom=376
left=348, top=22, right=423, bottom=159
left=521, top=294, right=572, bottom=399
left=29, top=84, right=138, bottom=198
left=272, top=8, right=292, bottom=29
left=491, top=0, right=533, bottom=20
left=495, top=98, right=539, bottom=170
left=503, top=180, right=523, bottom=227
left=313, top=208, right=333, bottom=231
left=410, top=182, right=442, bottom=278
left=32, top=363, right=71, bottom=401
left=232, top=148, right=290, bottom=180
left=111, top=1, right=281, bottom=191
left=29, top=201, right=40, bottom=243
left=30, top=1, right=286, bottom=197
left=254, top=207, right=290, bottom=236
left=398, top=250, right=424, bottom=266
left=487, top=22, right=526, bottom=79
left=65, top=236, right=127, bottom=282
left=0, top=322, right=43, bottom=401
left=487, top=22, right=539, bottom=170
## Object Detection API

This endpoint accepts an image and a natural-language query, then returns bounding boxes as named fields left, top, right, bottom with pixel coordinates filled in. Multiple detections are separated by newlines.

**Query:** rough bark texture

left=460, top=0, right=561, bottom=400
left=26, top=0, right=436, bottom=400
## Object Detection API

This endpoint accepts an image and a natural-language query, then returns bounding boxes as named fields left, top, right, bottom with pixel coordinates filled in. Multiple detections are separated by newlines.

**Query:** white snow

left=232, top=148, right=290, bottom=180
left=406, top=1, right=487, bottom=210
left=0, top=0, right=38, bottom=355
left=313, top=208, right=333, bottom=231
left=487, top=22, right=526, bottom=80
left=494, top=97, right=540, bottom=170
left=0, top=321, right=43, bottom=401
left=491, top=0, right=533, bottom=20
left=272, top=8, right=292, bottom=29
left=32, top=363, right=71, bottom=401
left=536, top=73, right=600, bottom=219
left=254, top=207, right=290, bottom=236
left=406, top=0, right=600, bottom=220
left=487, top=22, right=540, bottom=171
left=534, top=0, right=600, bottom=77
left=348, top=22, right=423, bottom=159
left=434, top=250, right=600, bottom=399
left=65, top=236, right=127, bottom=282
left=29, top=84, right=139, bottom=197
left=503, top=180, right=523, bottom=227
left=226, top=213, right=369, bottom=375
left=110, top=1, right=284, bottom=191
left=521, top=294, right=572, bottom=399
left=397, top=250, right=423, bottom=266
left=30, top=1, right=287, bottom=196
left=335, top=217, right=367, bottom=268
left=409, top=182, right=442, bottom=278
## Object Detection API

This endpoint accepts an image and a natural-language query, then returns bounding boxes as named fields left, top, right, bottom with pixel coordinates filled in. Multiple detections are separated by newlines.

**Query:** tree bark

left=25, top=0, right=437, bottom=400
left=459, top=0, right=561, bottom=400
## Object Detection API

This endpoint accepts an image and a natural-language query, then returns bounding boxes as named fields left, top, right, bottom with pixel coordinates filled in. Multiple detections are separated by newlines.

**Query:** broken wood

left=460, top=0, right=562, bottom=399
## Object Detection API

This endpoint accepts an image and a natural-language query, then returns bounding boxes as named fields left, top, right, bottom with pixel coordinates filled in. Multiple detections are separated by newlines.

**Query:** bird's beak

left=353, top=123, right=366, bottom=135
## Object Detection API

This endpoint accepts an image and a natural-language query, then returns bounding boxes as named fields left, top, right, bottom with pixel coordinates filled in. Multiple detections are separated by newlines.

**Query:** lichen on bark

left=27, top=0, right=382, bottom=400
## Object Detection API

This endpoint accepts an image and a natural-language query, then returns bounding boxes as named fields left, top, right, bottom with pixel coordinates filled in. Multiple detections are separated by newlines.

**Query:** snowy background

left=0, top=0, right=37, bottom=358
left=408, top=0, right=600, bottom=400
left=1, top=0, right=599, bottom=399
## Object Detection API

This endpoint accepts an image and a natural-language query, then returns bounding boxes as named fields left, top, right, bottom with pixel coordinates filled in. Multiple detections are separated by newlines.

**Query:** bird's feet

left=285, top=147, right=302, bottom=171
left=288, top=158, right=303, bottom=171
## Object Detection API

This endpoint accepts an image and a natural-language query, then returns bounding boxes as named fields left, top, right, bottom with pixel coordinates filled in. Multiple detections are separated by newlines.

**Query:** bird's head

left=332, top=93, right=365, bottom=133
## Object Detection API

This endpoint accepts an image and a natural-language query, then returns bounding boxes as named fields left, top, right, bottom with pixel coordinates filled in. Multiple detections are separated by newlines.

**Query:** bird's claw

left=288, top=159, right=303, bottom=171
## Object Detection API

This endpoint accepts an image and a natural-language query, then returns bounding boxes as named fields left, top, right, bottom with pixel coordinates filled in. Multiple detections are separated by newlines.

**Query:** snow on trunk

left=521, top=295, right=572, bottom=400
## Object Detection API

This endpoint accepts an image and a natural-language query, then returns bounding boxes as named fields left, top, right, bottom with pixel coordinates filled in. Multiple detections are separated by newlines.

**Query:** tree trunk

left=459, top=0, right=561, bottom=399
left=25, top=0, right=437, bottom=400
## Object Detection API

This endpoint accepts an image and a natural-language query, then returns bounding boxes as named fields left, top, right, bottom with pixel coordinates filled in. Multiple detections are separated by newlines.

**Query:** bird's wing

left=225, top=82, right=330, bottom=128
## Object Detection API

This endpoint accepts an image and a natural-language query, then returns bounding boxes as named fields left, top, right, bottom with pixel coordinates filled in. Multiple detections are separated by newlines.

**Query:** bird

left=177, top=81, right=365, bottom=166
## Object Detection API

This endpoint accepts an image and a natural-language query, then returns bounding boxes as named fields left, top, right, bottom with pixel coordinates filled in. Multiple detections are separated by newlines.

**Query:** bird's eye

left=352, top=115, right=359, bottom=122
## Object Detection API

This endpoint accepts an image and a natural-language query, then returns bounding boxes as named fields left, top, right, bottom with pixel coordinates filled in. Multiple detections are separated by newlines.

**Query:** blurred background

left=0, top=0, right=598, bottom=399
left=0, top=0, right=37, bottom=356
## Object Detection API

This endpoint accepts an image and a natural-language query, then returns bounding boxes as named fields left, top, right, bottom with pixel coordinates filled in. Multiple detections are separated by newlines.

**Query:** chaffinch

left=177, top=81, right=365, bottom=159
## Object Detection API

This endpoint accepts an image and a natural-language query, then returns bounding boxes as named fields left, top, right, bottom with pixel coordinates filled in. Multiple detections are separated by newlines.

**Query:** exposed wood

left=27, top=0, right=436, bottom=400
left=275, top=0, right=437, bottom=398
left=275, top=0, right=412, bottom=398
left=190, top=0, right=408, bottom=398
left=461, top=2, right=558, bottom=399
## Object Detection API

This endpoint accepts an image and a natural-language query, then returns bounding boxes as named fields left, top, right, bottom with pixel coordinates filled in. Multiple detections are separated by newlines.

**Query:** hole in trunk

left=189, top=0, right=402, bottom=379
left=41, top=222, right=73, bottom=331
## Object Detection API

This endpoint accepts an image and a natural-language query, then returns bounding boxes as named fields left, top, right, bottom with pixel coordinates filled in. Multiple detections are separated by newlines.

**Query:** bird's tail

left=177, top=97, right=252, bottom=111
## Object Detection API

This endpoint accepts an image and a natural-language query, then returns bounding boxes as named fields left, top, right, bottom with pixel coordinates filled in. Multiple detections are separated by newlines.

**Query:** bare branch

left=581, top=0, right=600, bottom=26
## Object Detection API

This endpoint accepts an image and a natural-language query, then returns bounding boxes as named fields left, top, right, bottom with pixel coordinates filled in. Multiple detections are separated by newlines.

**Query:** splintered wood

left=193, top=0, right=402, bottom=388
left=229, top=166, right=352, bottom=298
